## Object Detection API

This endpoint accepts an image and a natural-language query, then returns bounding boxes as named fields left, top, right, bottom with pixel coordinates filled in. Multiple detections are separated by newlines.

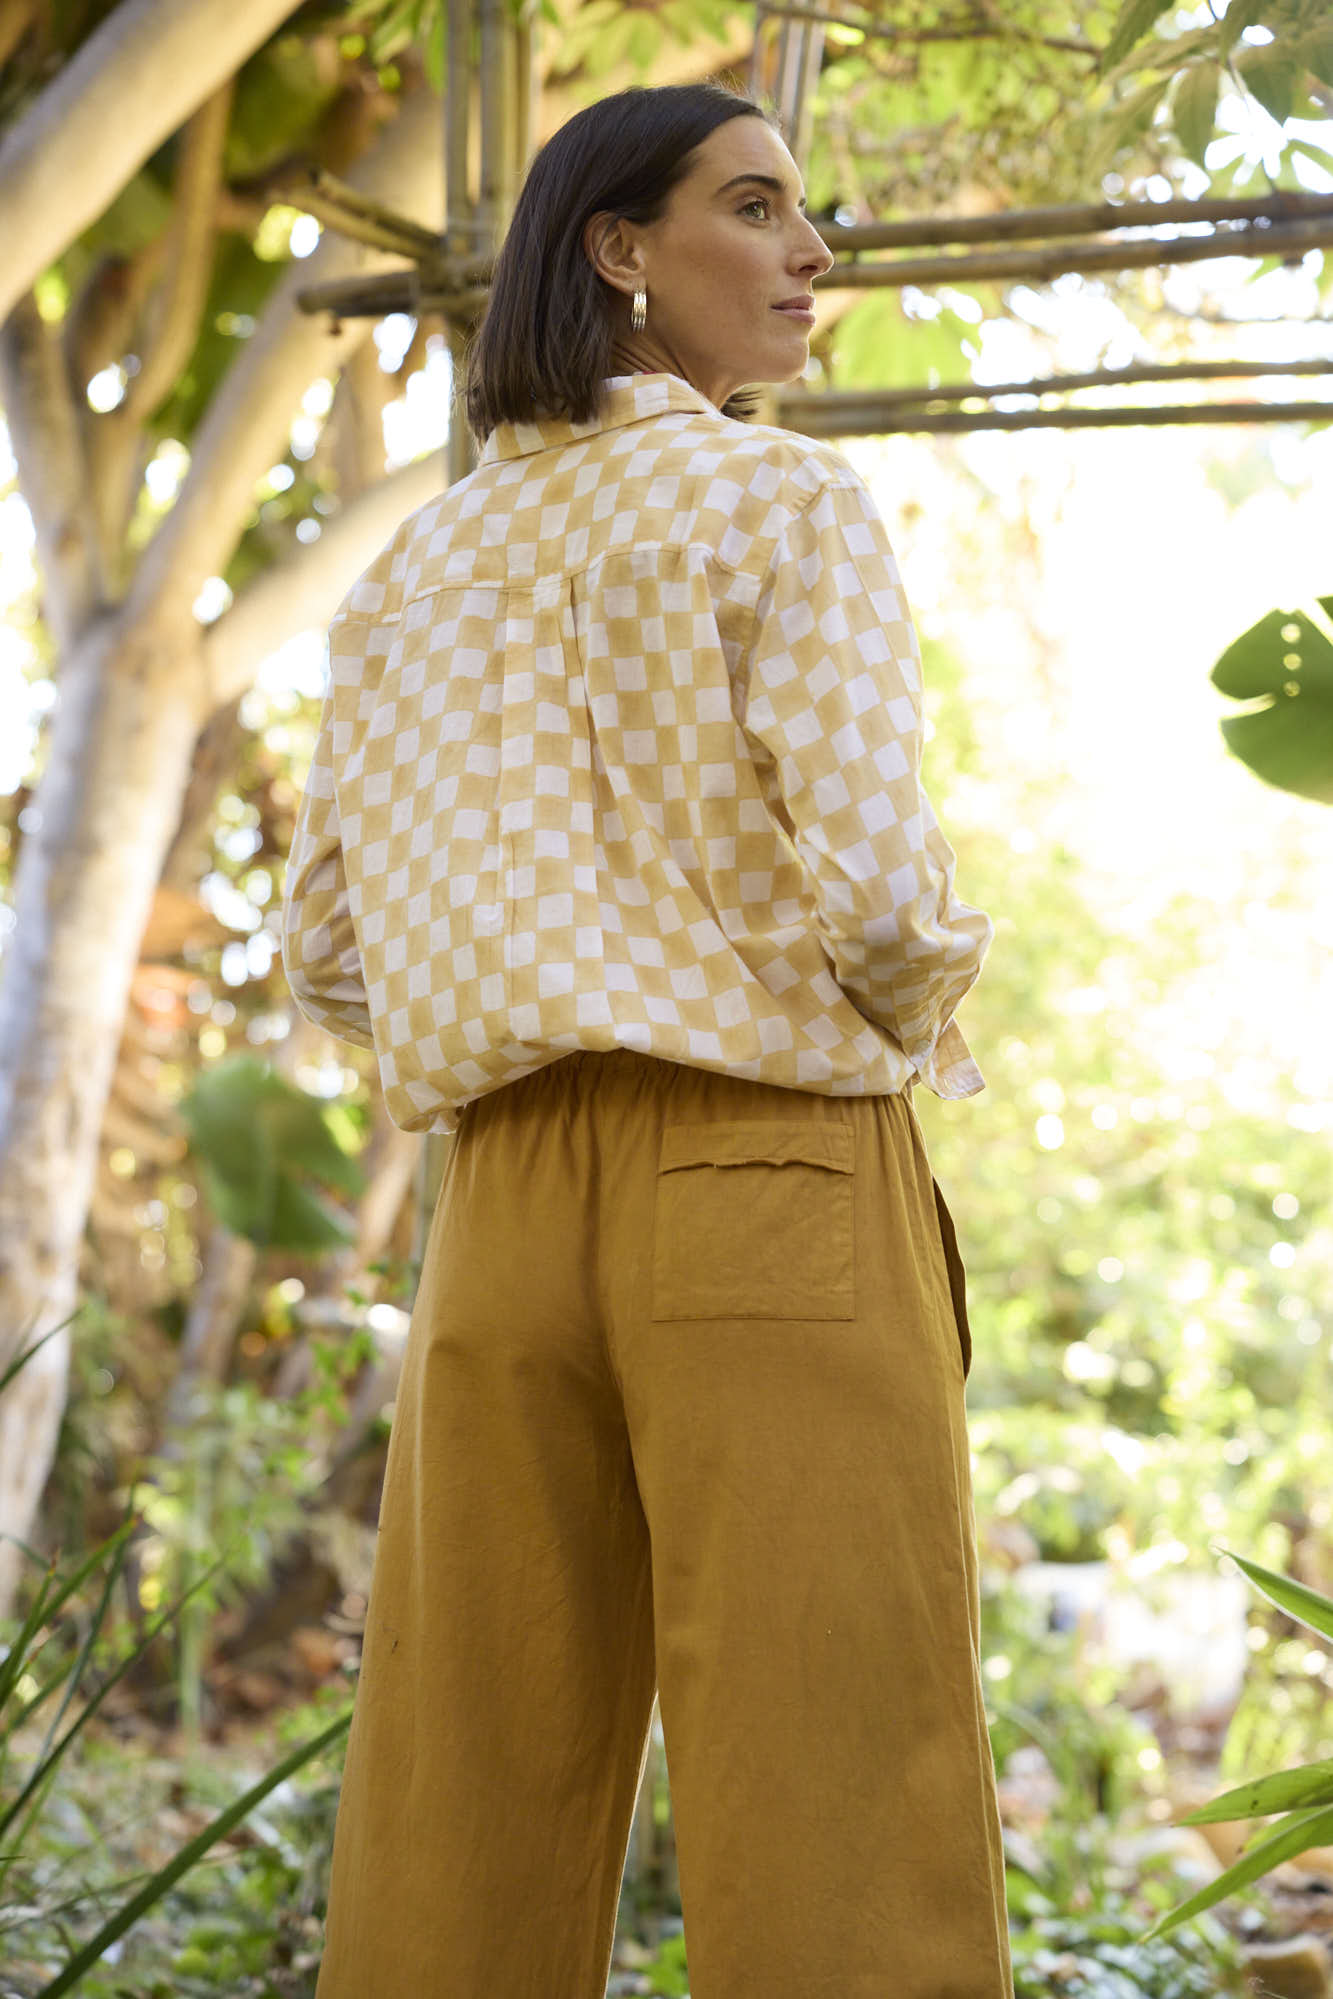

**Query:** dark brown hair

left=462, top=82, right=774, bottom=444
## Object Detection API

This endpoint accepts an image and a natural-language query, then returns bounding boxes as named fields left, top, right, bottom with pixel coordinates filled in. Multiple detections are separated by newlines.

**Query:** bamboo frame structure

left=291, top=4, right=1333, bottom=440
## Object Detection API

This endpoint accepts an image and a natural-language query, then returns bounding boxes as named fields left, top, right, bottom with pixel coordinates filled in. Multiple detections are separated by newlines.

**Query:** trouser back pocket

left=651, top=1119, right=855, bottom=1322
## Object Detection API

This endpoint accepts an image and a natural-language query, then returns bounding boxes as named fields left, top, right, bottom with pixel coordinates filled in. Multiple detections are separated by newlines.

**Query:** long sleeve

left=740, top=470, right=993, bottom=1097
left=281, top=670, right=376, bottom=1051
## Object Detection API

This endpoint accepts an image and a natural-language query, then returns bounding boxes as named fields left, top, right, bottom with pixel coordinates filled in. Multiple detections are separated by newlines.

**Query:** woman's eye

left=740, top=197, right=770, bottom=219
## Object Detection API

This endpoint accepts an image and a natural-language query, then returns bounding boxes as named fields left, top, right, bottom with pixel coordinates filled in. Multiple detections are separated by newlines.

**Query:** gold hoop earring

left=630, top=285, right=647, bottom=333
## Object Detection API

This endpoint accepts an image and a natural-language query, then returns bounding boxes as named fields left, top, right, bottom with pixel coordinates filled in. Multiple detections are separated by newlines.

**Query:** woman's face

left=583, top=116, right=837, bottom=408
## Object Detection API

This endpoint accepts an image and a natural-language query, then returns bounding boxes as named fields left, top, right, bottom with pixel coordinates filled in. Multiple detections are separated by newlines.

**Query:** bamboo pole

left=816, top=187, right=1333, bottom=251
left=820, top=213, right=1333, bottom=290
left=446, top=0, right=472, bottom=259
left=776, top=395, right=1333, bottom=436
left=790, top=355, right=1333, bottom=411
left=416, top=0, right=531, bottom=1252
left=751, top=0, right=1095, bottom=59
left=275, top=166, right=444, bottom=259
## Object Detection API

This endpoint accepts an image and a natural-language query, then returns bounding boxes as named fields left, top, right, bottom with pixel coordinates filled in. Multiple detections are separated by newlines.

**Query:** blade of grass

left=0, top=1565, right=60, bottom=1714
left=0, top=1518, right=137, bottom=1713
left=33, top=1493, right=139, bottom=1768
left=0, top=1549, right=231, bottom=1843
left=33, top=1707, right=352, bottom=1999
left=0, top=1317, right=74, bottom=1396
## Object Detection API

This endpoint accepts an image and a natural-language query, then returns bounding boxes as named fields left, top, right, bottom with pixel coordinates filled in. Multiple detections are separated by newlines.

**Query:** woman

left=282, top=78, right=1013, bottom=1999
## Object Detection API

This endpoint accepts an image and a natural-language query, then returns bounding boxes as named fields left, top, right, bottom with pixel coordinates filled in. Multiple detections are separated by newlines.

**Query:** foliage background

left=1, top=0, right=1332, bottom=1991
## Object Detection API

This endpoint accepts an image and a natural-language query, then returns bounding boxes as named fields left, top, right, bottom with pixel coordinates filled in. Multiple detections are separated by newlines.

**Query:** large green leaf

left=830, top=292, right=981, bottom=396
left=80, top=168, right=172, bottom=259
left=1086, top=72, right=1175, bottom=178
left=1210, top=1543, right=1333, bottom=1643
left=1140, top=1549, right=1333, bottom=1939
left=225, top=34, right=344, bottom=179
left=1298, top=24, right=1333, bottom=89
left=179, top=1056, right=364, bottom=1251
left=1216, top=0, right=1272, bottom=61
left=1211, top=596, right=1333, bottom=804
left=1172, top=60, right=1221, bottom=167
left=1287, top=135, right=1333, bottom=177
left=1098, top=0, right=1179, bottom=76
left=262, top=1088, right=366, bottom=1198
left=1142, top=1803, right=1333, bottom=1940
left=1173, top=1755, right=1333, bottom=1827
left=1234, top=42, right=1303, bottom=125
left=267, top=1175, right=359, bottom=1253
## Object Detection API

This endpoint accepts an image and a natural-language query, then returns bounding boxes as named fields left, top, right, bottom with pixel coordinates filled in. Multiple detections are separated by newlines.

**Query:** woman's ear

left=582, top=211, right=641, bottom=293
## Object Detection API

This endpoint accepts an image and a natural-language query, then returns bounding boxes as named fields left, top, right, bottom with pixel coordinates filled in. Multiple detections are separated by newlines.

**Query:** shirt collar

left=478, top=372, right=723, bottom=464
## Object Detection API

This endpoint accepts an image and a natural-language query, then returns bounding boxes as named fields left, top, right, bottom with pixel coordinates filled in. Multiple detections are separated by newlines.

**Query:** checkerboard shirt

left=281, top=371, right=994, bottom=1135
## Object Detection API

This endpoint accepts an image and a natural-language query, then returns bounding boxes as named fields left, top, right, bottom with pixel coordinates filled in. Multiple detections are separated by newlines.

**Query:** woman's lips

left=774, top=305, right=816, bottom=324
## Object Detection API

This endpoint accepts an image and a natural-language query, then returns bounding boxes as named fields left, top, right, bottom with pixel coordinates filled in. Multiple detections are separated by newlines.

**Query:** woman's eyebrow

left=714, top=172, right=808, bottom=210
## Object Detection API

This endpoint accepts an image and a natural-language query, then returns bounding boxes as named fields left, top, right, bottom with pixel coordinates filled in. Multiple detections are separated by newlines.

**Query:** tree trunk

left=0, top=76, right=445, bottom=1620
left=0, top=610, right=207, bottom=1613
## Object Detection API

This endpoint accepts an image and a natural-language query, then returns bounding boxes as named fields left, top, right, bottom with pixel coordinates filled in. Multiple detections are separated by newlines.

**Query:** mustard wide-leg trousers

left=315, top=1048, right=1014, bottom=1999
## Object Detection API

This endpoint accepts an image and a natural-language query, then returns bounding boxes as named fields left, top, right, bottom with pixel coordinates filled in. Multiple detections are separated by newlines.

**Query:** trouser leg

left=315, top=1084, right=657, bottom=1999
left=595, top=1058, right=1013, bottom=1999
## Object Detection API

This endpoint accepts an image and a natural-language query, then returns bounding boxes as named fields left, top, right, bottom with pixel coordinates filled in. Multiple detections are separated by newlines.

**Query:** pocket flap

left=659, top=1120, right=854, bottom=1176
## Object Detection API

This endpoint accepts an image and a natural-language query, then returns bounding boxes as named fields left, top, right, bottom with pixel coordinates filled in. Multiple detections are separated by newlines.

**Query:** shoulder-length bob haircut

left=463, top=81, right=774, bottom=445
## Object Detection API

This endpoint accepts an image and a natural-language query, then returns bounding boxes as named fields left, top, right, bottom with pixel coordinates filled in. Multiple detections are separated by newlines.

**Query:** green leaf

left=180, top=1056, right=364, bottom=1250
left=1173, top=61, right=1221, bottom=167
left=830, top=292, right=979, bottom=396
left=1141, top=1803, right=1333, bottom=1941
left=81, top=169, right=171, bottom=258
left=267, top=1176, right=356, bottom=1252
left=263, top=1089, right=365, bottom=1197
left=1286, top=136, right=1333, bottom=176
left=1212, top=605, right=1333, bottom=702
left=1216, top=0, right=1270, bottom=61
left=1211, top=1544, right=1333, bottom=1643
left=1234, top=43, right=1302, bottom=126
left=625, top=15, right=660, bottom=68
left=1173, top=1755, right=1333, bottom=1826
left=368, top=0, right=422, bottom=62
left=1295, top=23, right=1333, bottom=89
left=1211, top=602, right=1333, bottom=803
left=226, top=35, right=343, bottom=179
left=421, top=2, right=445, bottom=91
left=1219, top=688, right=1333, bottom=804
left=1098, top=0, right=1179, bottom=76
left=1086, top=72, right=1175, bottom=178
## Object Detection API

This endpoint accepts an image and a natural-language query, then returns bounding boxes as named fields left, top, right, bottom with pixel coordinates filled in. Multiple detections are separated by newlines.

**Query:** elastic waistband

left=460, top=1047, right=912, bottom=1132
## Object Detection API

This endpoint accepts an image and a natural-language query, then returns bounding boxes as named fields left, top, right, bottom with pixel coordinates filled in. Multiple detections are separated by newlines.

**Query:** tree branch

left=63, top=237, right=170, bottom=393
left=202, top=452, right=446, bottom=712
left=81, top=82, right=236, bottom=594
left=329, top=338, right=398, bottom=501
left=0, top=292, right=102, bottom=652
left=124, top=82, right=234, bottom=422
left=0, top=0, right=305, bottom=325
left=128, top=83, right=444, bottom=638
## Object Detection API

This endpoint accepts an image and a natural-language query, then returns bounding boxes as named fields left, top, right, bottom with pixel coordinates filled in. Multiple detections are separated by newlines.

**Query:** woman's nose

left=799, top=218, right=836, bottom=277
